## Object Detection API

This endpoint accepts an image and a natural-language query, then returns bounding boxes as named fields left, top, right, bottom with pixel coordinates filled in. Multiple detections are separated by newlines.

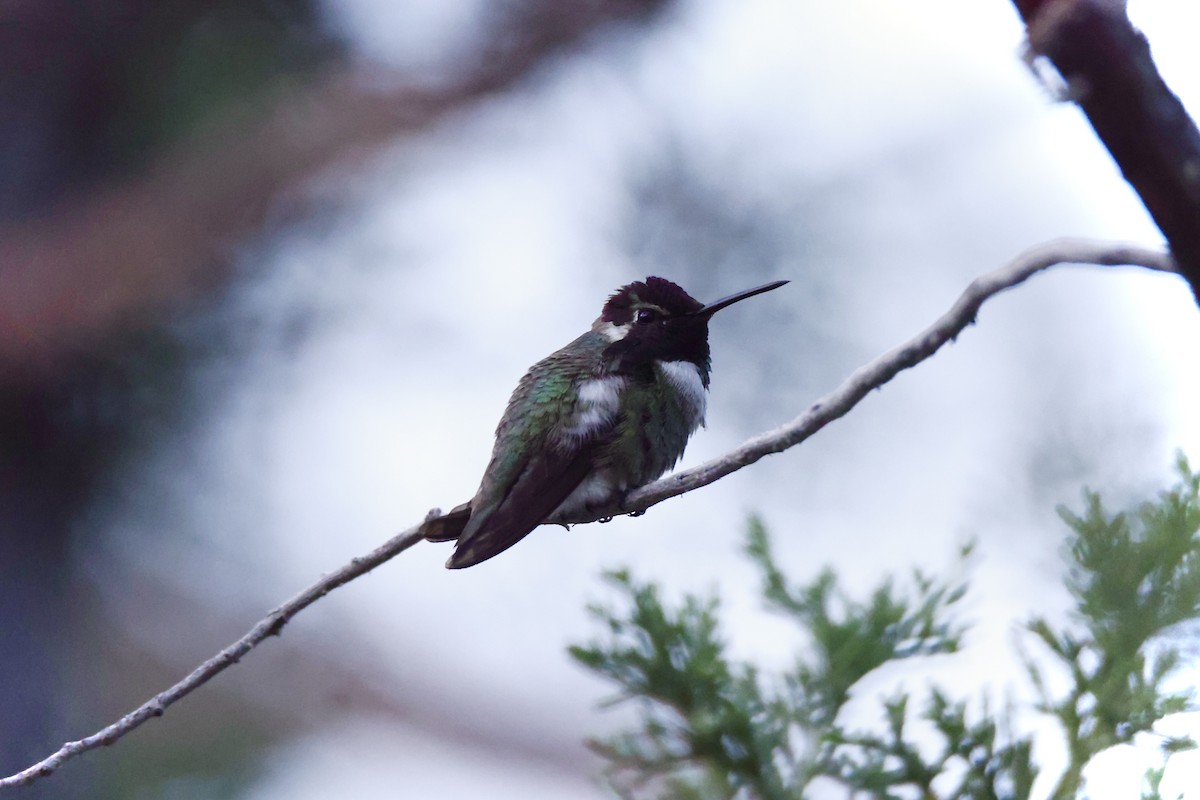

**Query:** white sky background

left=84, top=0, right=1200, bottom=798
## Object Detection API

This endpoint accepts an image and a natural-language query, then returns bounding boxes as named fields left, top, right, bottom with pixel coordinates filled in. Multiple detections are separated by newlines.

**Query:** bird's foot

left=598, top=516, right=614, bottom=524
left=614, top=488, right=646, bottom=519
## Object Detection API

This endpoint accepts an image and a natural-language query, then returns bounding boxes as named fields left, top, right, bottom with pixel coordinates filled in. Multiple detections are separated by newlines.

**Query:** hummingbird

left=423, top=276, right=788, bottom=569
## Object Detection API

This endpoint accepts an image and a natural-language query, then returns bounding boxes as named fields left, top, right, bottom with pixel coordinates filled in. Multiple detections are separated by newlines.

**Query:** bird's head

left=595, top=276, right=787, bottom=380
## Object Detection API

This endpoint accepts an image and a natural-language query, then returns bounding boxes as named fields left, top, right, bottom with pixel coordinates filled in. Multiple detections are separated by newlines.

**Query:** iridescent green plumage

left=424, top=276, right=787, bottom=568
left=461, top=332, right=611, bottom=548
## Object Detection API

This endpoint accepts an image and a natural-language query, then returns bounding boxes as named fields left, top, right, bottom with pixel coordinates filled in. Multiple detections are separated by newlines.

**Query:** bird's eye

left=635, top=308, right=657, bottom=324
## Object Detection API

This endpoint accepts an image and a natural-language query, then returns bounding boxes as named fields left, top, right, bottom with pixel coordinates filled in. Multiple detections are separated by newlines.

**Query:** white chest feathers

left=560, top=362, right=706, bottom=445
left=562, top=375, right=626, bottom=442
left=657, top=360, right=708, bottom=431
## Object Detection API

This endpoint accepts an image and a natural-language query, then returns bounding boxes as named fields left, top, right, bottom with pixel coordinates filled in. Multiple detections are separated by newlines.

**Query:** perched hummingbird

left=424, top=276, right=787, bottom=568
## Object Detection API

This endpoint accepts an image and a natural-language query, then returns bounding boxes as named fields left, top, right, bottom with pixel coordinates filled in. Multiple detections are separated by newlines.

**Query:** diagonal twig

left=0, top=516, right=434, bottom=788
left=556, top=238, right=1179, bottom=523
left=0, top=237, right=1179, bottom=789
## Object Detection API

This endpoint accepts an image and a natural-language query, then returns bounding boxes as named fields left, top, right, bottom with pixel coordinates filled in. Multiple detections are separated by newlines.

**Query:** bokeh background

left=2, top=0, right=1199, bottom=798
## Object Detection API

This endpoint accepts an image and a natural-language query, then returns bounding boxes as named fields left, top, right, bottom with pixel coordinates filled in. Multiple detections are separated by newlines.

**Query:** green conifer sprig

left=573, top=456, right=1200, bottom=799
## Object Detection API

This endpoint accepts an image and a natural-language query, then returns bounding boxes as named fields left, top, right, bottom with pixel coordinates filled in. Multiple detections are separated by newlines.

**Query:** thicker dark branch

left=1013, top=0, right=1200, bottom=303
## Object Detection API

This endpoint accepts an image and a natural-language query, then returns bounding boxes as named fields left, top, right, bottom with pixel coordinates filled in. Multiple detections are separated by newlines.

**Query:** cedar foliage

left=571, top=456, right=1200, bottom=799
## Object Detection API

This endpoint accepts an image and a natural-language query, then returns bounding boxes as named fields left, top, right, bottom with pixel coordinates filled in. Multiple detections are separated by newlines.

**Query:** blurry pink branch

left=0, top=0, right=670, bottom=379
left=0, top=237, right=1179, bottom=790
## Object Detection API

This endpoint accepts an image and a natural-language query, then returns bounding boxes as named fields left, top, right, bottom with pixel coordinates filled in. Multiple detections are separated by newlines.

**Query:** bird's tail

left=421, top=502, right=472, bottom=542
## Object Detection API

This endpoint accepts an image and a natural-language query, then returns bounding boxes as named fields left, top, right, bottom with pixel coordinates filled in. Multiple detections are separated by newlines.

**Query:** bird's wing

left=447, top=339, right=615, bottom=569
left=445, top=438, right=600, bottom=568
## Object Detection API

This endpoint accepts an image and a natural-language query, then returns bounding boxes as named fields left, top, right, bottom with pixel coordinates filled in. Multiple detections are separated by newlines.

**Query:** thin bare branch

left=0, top=238, right=1178, bottom=789
left=548, top=238, right=1178, bottom=523
left=0, top=515, right=435, bottom=788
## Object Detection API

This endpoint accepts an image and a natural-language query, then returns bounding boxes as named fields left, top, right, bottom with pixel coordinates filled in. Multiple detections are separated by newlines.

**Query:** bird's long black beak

left=693, top=280, right=789, bottom=317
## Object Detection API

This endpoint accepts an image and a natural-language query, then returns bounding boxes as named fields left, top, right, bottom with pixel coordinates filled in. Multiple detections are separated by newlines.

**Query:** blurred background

left=1, top=0, right=1198, bottom=797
